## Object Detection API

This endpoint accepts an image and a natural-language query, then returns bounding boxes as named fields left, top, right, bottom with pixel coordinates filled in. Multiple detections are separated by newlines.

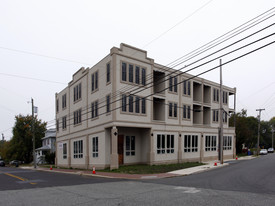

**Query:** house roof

left=35, top=145, right=51, bottom=151
left=42, top=129, right=56, bottom=140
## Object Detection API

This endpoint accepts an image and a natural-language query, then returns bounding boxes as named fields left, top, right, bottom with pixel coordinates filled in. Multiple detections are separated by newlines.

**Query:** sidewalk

left=21, top=155, right=255, bottom=180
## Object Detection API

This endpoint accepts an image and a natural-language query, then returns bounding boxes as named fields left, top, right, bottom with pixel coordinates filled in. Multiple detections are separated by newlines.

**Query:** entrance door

left=118, top=135, right=124, bottom=165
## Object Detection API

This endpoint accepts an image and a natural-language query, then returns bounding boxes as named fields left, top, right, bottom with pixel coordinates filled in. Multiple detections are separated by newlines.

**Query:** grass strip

left=100, top=162, right=204, bottom=174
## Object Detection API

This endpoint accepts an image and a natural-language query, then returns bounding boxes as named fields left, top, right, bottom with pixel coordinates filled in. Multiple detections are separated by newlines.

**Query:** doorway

left=118, top=135, right=124, bottom=165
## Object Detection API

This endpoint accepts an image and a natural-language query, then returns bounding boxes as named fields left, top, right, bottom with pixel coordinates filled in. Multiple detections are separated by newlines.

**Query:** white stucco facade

left=55, top=43, right=236, bottom=169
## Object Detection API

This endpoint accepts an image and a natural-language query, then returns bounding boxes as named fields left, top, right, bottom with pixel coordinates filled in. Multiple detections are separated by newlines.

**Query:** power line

left=142, top=0, right=215, bottom=48
left=52, top=40, right=275, bottom=130
left=52, top=18, right=275, bottom=125
left=50, top=23, right=275, bottom=129
left=0, top=0, right=216, bottom=98
left=100, top=8, right=275, bottom=106
left=3, top=8, right=272, bottom=131
left=0, top=46, right=93, bottom=66
left=0, top=72, right=67, bottom=85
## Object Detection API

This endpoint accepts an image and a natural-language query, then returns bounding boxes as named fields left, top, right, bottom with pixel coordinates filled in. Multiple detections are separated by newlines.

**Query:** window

left=141, top=98, right=146, bottom=114
left=121, top=95, right=146, bottom=114
left=169, top=76, right=173, bottom=92
left=106, top=63, right=110, bottom=83
left=223, top=136, right=232, bottom=150
left=62, top=116, right=67, bottom=129
left=213, top=110, right=219, bottom=122
left=183, top=105, right=191, bottom=120
left=122, top=94, right=127, bottom=112
left=135, top=96, right=140, bottom=113
left=142, top=68, right=146, bottom=86
left=73, top=140, right=83, bottom=158
left=129, top=64, right=133, bottom=83
left=157, top=134, right=165, bottom=154
left=121, top=62, right=146, bottom=86
left=56, top=119, right=59, bottom=132
left=56, top=99, right=59, bottom=113
left=62, top=94, right=67, bottom=109
left=174, top=77, right=178, bottom=93
left=213, top=88, right=219, bottom=102
left=122, top=62, right=127, bottom=81
left=169, top=76, right=178, bottom=93
left=91, top=101, right=98, bottom=119
left=175, top=104, right=179, bottom=118
left=74, top=83, right=82, bottom=102
left=168, top=102, right=177, bottom=118
left=184, top=135, right=198, bottom=152
left=205, top=135, right=217, bottom=151
left=135, top=66, right=140, bottom=84
left=129, top=95, right=133, bottom=113
left=91, top=71, right=98, bottom=92
left=166, top=135, right=175, bottom=153
left=74, top=109, right=81, bottom=125
left=63, top=143, right=67, bottom=159
left=183, top=80, right=191, bottom=96
left=223, top=91, right=228, bottom=104
left=169, top=103, right=173, bottom=117
left=106, top=95, right=111, bottom=113
left=92, top=137, right=99, bottom=157
left=157, top=134, right=175, bottom=154
left=126, top=136, right=135, bottom=156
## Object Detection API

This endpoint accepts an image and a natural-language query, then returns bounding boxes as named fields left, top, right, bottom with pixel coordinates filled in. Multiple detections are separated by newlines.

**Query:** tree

left=45, top=152, right=55, bottom=164
left=5, top=115, right=46, bottom=163
left=229, top=109, right=258, bottom=153
left=229, top=109, right=273, bottom=153
left=270, top=117, right=275, bottom=129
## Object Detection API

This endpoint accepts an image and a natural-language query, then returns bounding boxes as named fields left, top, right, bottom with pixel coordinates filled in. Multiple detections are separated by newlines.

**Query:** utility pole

left=256, top=108, right=265, bottom=155
left=32, top=98, right=36, bottom=169
left=219, top=59, right=224, bottom=164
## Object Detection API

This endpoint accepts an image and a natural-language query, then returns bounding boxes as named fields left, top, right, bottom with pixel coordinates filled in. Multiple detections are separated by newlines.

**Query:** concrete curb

left=21, top=156, right=256, bottom=180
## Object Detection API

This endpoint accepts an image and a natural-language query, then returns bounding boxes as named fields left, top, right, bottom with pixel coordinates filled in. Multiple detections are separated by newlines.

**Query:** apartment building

left=55, top=43, right=236, bottom=170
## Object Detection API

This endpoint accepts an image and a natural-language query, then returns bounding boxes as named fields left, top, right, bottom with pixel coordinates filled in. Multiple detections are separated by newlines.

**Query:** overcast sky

left=0, top=0, right=274, bottom=140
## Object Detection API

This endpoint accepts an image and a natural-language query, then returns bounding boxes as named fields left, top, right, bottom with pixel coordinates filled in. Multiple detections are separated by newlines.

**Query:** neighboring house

left=36, top=129, right=56, bottom=164
left=55, top=43, right=236, bottom=170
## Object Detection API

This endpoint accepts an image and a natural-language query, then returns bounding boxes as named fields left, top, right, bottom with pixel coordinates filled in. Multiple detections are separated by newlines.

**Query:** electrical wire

left=55, top=27, right=275, bottom=127
left=51, top=39, right=275, bottom=129
left=87, top=8, right=275, bottom=113
left=50, top=18, right=275, bottom=127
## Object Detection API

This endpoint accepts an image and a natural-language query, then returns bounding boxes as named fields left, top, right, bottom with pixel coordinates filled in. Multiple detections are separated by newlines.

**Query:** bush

left=45, top=152, right=55, bottom=164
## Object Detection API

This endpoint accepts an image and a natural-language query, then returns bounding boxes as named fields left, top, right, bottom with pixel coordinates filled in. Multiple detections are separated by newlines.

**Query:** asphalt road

left=0, top=154, right=275, bottom=205
left=147, top=153, right=275, bottom=195
left=0, top=166, right=123, bottom=191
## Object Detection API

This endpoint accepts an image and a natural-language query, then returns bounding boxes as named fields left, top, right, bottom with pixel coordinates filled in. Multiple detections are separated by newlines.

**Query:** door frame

left=118, top=135, right=124, bottom=165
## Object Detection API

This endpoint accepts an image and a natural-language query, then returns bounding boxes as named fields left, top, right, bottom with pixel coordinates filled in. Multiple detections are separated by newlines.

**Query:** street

left=1, top=154, right=275, bottom=205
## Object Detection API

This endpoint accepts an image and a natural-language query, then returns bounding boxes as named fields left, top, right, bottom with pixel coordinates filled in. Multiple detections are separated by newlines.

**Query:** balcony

left=153, top=70, right=166, bottom=96
left=153, top=97, right=165, bottom=121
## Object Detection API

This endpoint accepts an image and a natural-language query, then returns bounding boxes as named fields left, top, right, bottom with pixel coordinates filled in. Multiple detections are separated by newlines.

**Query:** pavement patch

left=174, top=186, right=201, bottom=194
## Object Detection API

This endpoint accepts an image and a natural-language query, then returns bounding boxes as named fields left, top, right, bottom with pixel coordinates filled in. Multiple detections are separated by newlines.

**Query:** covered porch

left=108, top=126, right=153, bottom=169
